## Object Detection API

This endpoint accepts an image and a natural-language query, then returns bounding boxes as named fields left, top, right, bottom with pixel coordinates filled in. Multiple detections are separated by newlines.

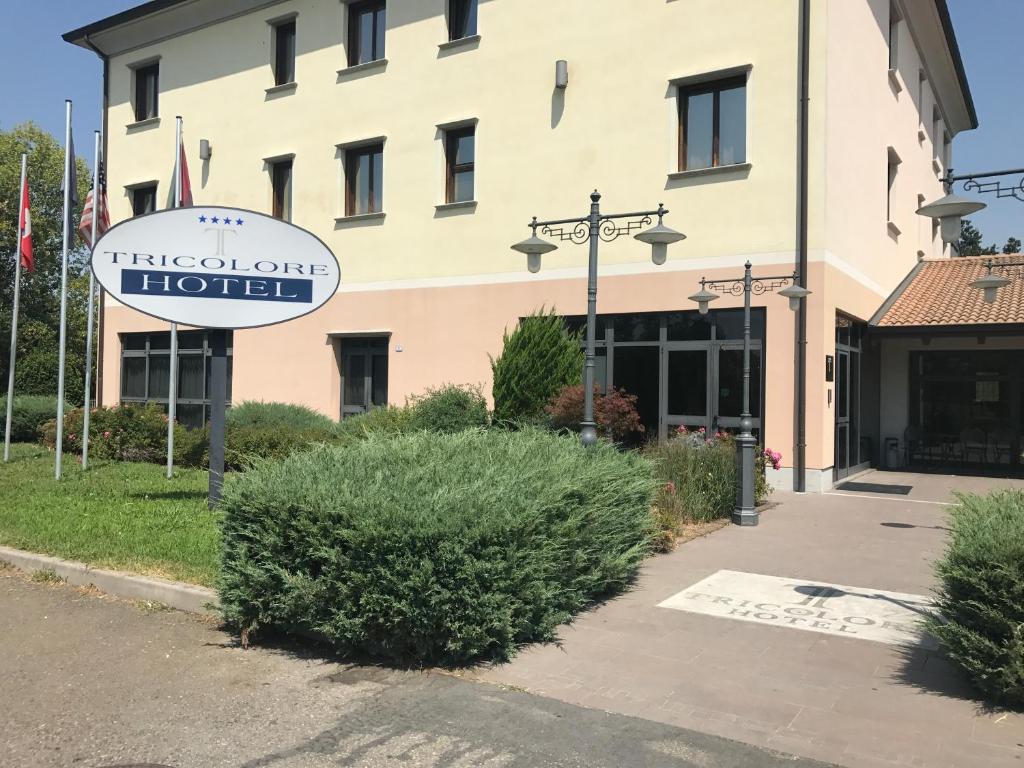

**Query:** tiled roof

left=873, top=254, right=1024, bottom=327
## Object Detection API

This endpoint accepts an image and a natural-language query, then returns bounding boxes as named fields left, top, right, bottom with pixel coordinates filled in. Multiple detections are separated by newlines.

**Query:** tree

left=1003, top=237, right=1022, bottom=255
left=957, top=219, right=998, bottom=257
left=491, top=308, right=583, bottom=424
left=0, top=122, right=92, bottom=403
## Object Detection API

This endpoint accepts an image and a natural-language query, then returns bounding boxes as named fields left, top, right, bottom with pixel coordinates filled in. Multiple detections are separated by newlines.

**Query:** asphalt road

left=0, top=568, right=831, bottom=768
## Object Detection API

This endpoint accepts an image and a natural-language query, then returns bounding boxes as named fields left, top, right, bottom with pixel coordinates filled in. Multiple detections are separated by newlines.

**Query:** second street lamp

left=689, top=262, right=810, bottom=526
left=512, top=190, right=685, bottom=446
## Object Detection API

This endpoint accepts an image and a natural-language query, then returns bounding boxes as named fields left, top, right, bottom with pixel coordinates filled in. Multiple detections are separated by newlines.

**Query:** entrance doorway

left=663, top=343, right=763, bottom=438
left=834, top=314, right=868, bottom=480
left=339, top=337, right=389, bottom=418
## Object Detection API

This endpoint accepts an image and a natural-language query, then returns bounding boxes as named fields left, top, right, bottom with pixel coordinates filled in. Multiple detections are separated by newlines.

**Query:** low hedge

left=218, top=428, right=656, bottom=665
left=0, top=395, right=66, bottom=443
left=928, top=491, right=1024, bottom=708
left=226, top=401, right=337, bottom=432
left=409, top=384, right=489, bottom=433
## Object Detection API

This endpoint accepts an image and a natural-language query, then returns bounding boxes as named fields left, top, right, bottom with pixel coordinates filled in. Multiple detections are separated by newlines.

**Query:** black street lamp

left=512, top=190, right=685, bottom=446
left=689, top=262, right=810, bottom=526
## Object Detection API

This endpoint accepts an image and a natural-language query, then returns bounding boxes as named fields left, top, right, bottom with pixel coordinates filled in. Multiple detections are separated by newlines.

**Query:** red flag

left=78, top=182, right=111, bottom=249
left=18, top=173, right=32, bottom=272
left=178, top=143, right=193, bottom=207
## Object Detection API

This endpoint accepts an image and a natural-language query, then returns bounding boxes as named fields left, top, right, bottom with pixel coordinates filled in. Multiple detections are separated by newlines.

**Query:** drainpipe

left=83, top=35, right=110, bottom=408
left=794, top=0, right=810, bottom=492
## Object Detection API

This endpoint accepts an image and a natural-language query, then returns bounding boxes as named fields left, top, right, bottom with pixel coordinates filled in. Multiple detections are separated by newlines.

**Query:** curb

left=0, top=545, right=218, bottom=615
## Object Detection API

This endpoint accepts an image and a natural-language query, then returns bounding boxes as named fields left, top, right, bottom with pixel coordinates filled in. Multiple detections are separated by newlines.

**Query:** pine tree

left=491, top=308, right=583, bottom=424
left=1003, top=236, right=1021, bottom=255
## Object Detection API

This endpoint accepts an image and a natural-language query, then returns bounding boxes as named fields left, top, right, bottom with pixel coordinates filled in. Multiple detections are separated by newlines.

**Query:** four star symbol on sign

left=197, top=214, right=245, bottom=226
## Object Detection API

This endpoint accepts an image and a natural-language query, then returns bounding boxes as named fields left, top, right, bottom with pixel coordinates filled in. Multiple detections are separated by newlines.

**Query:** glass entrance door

left=340, top=338, right=389, bottom=418
left=715, top=344, right=762, bottom=436
left=834, top=315, right=865, bottom=480
left=664, top=346, right=711, bottom=436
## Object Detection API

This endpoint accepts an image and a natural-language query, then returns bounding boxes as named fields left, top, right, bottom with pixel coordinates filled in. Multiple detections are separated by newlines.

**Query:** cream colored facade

left=66, top=0, right=976, bottom=490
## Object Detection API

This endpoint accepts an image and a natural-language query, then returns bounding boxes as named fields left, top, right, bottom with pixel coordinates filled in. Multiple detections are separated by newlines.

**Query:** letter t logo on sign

left=205, top=227, right=237, bottom=256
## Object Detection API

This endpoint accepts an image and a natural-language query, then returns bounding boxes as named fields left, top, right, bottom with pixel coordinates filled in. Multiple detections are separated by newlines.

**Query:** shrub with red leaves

left=545, top=385, right=644, bottom=442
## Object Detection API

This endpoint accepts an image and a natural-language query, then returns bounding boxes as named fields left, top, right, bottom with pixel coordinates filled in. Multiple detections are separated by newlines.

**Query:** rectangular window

left=344, top=143, right=384, bottom=216
left=273, top=20, right=296, bottom=85
left=678, top=77, right=746, bottom=171
left=133, top=63, right=159, bottom=122
left=887, top=148, right=901, bottom=223
left=131, top=185, right=157, bottom=216
left=120, top=331, right=233, bottom=429
left=445, top=126, right=475, bottom=203
left=888, top=2, right=901, bottom=70
left=348, top=0, right=386, bottom=66
left=271, top=158, right=293, bottom=221
left=448, top=0, right=478, bottom=41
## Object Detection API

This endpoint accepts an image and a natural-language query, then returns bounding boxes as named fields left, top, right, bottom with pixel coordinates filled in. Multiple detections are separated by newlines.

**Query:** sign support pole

left=207, top=328, right=227, bottom=508
left=3, top=154, right=28, bottom=463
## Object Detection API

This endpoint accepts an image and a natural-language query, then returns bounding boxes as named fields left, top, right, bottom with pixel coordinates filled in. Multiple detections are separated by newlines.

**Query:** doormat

left=836, top=481, right=912, bottom=495
left=658, top=570, right=937, bottom=648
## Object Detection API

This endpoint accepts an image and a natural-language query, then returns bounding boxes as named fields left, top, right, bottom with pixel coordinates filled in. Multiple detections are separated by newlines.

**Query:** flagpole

left=55, top=100, right=73, bottom=480
left=167, top=116, right=183, bottom=479
left=82, top=131, right=101, bottom=470
left=3, top=154, right=28, bottom=463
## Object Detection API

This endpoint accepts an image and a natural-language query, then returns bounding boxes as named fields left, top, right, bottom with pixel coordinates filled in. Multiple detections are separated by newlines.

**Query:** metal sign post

left=207, top=329, right=228, bottom=507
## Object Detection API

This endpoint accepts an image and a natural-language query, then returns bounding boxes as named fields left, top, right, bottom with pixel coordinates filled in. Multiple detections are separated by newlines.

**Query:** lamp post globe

left=635, top=205, right=686, bottom=266
left=688, top=287, right=720, bottom=315
left=915, top=193, right=987, bottom=244
left=971, top=272, right=1012, bottom=304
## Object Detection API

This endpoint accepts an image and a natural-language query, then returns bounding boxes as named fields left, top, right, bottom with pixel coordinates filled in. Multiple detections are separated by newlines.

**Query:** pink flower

left=676, top=425, right=688, bottom=435
left=697, top=427, right=706, bottom=434
left=103, top=431, right=111, bottom=439
left=665, top=481, right=676, bottom=495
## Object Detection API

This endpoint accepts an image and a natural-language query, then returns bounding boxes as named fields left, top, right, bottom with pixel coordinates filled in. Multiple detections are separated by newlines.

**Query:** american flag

left=78, top=163, right=111, bottom=248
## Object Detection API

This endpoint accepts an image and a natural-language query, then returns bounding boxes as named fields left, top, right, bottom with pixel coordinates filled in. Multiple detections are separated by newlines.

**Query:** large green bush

left=491, top=309, right=583, bottom=424
left=928, top=491, right=1024, bottom=708
left=224, top=423, right=337, bottom=471
left=335, top=406, right=415, bottom=442
left=226, top=401, right=337, bottom=432
left=41, top=403, right=171, bottom=463
left=409, top=384, right=488, bottom=433
left=218, top=428, right=656, bottom=665
left=0, top=395, right=65, bottom=442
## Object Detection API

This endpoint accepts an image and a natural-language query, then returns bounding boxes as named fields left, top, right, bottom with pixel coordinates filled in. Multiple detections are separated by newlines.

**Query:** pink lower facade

left=99, top=259, right=890, bottom=491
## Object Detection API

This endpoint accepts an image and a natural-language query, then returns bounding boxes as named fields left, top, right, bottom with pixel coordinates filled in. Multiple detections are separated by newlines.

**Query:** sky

left=1, top=0, right=1021, bottom=246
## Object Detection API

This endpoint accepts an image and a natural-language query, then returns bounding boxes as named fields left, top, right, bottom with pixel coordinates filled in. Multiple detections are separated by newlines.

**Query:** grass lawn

left=0, top=443, right=220, bottom=586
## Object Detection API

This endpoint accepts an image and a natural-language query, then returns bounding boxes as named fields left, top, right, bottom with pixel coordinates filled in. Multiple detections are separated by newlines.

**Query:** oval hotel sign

left=91, top=207, right=340, bottom=330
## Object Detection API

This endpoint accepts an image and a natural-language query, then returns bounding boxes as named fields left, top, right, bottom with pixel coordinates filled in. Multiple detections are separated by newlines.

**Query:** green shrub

left=224, top=423, right=337, bottom=471
left=335, top=406, right=416, bottom=442
left=491, top=309, right=583, bottom=424
left=409, top=384, right=488, bottom=433
left=546, top=385, right=644, bottom=443
left=928, top=491, right=1024, bottom=708
left=226, top=401, right=337, bottom=432
left=0, top=395, right=65, bottom=442
left=218, top=428, right=656, bottom=665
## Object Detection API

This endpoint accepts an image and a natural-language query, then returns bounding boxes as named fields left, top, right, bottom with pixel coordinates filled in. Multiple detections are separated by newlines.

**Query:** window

left=120, top=331, right=233, bottom=429
left=273, top=20, right=296, bottom=85
left=133, top=62, right=159, bottom=122
left=347, top=0, right=386, bottom=66
left=270, top=158, right=293, bottom=221
left=131, top=185, right=157, bottom=216
left=444, top=126, right=475, bottom=203
left=340, top=338, right=389, bottom=418
left=888, top=2, right=901, bottom=70
left=448, top=0, right=478, bottom=41
left=344, top=143, right=384, bottom=216
left=887, top=148, right=901, bottom=224
left=677, top=77, right=746, bottom=171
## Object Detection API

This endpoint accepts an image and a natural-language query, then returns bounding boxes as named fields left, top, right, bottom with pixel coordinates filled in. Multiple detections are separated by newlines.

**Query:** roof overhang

left=904, top=0, right=978, bottom=134
left=63, top=0, right=286, bottom=58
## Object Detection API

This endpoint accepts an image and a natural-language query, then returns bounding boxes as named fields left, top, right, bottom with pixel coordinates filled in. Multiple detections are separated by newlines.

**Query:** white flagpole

left=82, top=130, right=101, bottom=470
left=3, top=153, right=28, bottom=462
left=55, top=100, right=73, bottom=480
left=167, top=116, right=182, bottom=478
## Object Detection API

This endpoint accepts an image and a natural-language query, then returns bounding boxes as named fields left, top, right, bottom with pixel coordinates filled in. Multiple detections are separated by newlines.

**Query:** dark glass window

left=345, top=143, right=384, bottom=216
left=131, top=185, right=157, bottom=216
left=612, top=314, right=660, bottom=342
left=718, top=349, right=762, bottom=418
left=445, top=126, right=475, bottom=203
left=120, top=332, right=234, bottom=429
left=348, top=0, right=386, bottom=66
left=713, top=308, right=765, bottom=341
left=667, top=311, right=712, bottom=341
left=271, top=158, right=293, bottom=221
left=448, top=0, right=478, bottom=40
left=133, top=63, right=159, bottom=122
left=273, top=20, right=296, bottom=86
left=678, top=76, right=746, bottom=171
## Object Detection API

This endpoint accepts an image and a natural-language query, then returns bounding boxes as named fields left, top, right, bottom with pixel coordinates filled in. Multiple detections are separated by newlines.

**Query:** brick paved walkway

left=472, top=471, right=1024, bottom=768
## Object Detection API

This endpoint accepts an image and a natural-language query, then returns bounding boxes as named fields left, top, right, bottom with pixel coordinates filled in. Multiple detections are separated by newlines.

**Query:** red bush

left=545, top=385, right=644, bottom=442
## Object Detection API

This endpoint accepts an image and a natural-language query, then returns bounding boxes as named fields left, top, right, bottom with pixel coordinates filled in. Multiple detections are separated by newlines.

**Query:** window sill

left=265, top=81, right=297, bottom=97
left=933, top=158, right=943, bottom=175
left=667, top=162, right=751, bottom=181
left=126, top=117, right=160, bottom=133
left=438, top=34, right=481, bottom=54
left=334, top=211, right=386, bottom=225
left=918, top=127, right=927, bottom=144
left=887, top=221, right=902, bottom=240
left=337, top=58, right=388, bottom=81
left=435, top=200, right=477, bottom=214
left=888, top=68, right=903, bottom=96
